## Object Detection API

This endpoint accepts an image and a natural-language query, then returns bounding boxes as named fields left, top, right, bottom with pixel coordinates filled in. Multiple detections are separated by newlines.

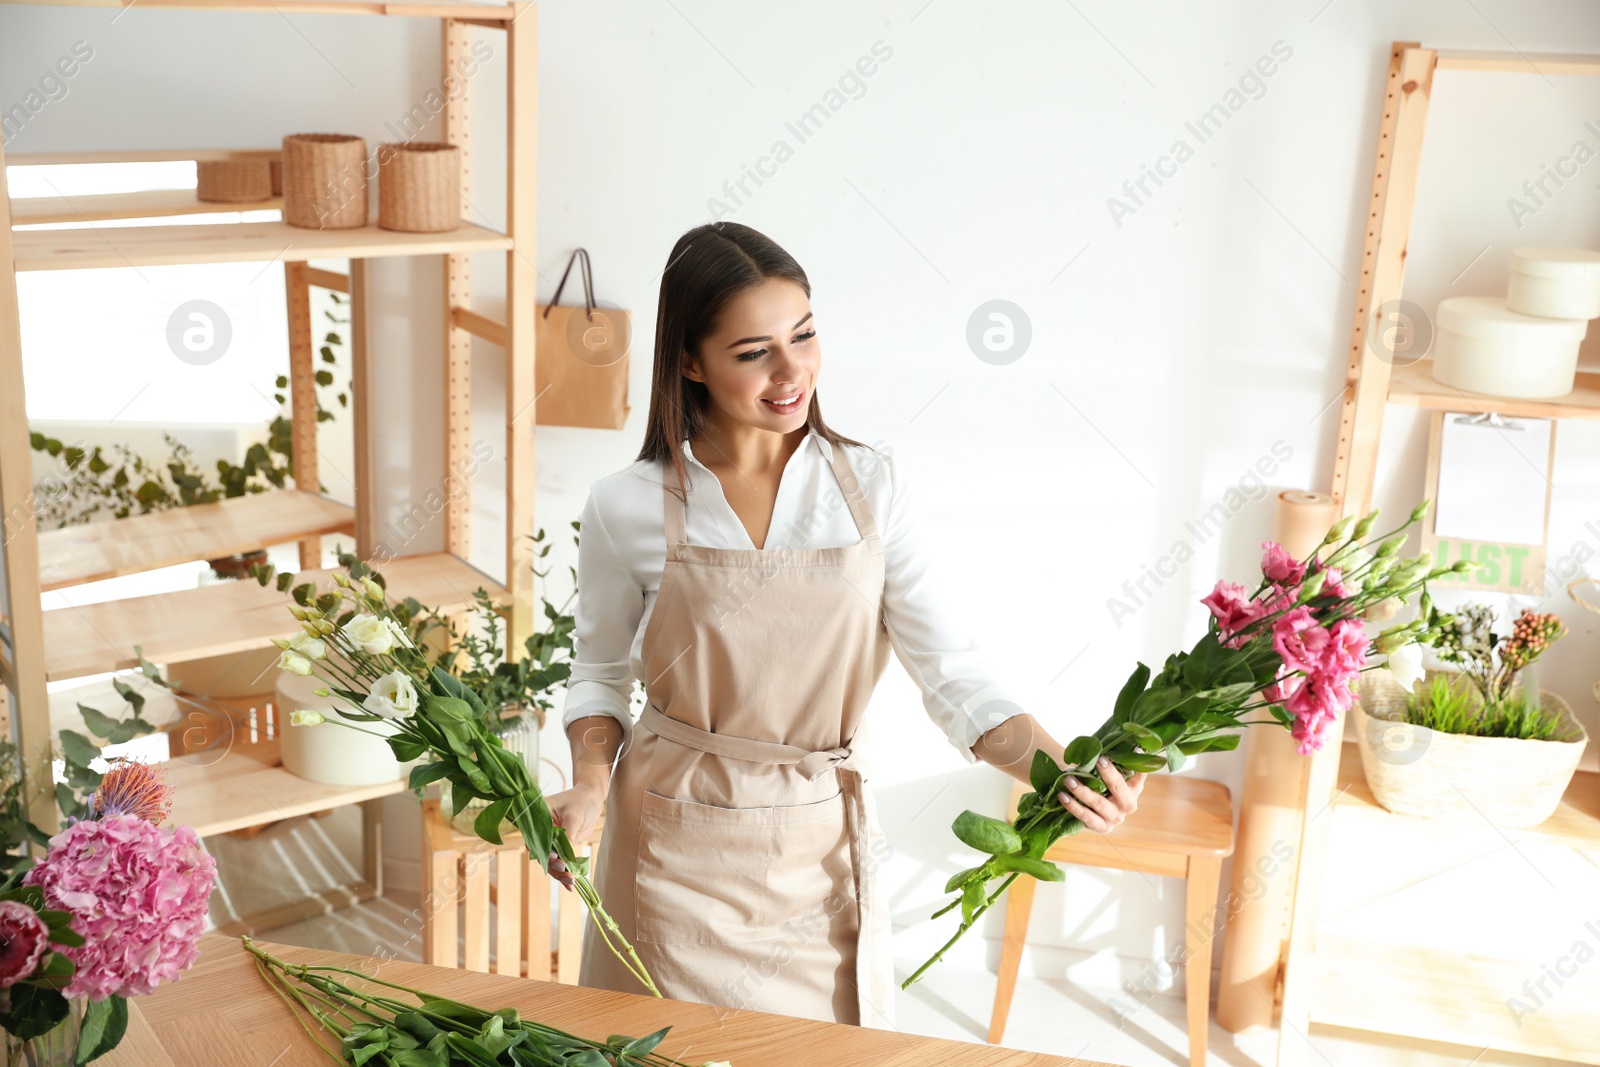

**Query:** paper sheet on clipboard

left=1432, top=415, right=1551, bottom=545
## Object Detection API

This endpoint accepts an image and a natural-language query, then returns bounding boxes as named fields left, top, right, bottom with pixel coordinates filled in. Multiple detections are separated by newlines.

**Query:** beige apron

left=577, top=439, right=897, bottom=1028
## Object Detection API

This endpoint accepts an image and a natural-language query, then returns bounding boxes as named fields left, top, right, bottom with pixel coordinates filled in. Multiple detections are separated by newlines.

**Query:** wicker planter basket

left=270, top=158, right=283, bottom=195
left=376, top=141, right=460, bottom=232
left=196, top=160, right=273, bottom=203
left=282, top=132, right=369, bottom=229
left=1354, top=667, right=1587, bottom=827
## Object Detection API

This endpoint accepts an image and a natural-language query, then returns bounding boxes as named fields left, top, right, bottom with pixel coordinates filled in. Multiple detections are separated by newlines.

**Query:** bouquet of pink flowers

left=0, top=759, right=215, bottom=1061
left=904, top=502, right=1466, bottom=987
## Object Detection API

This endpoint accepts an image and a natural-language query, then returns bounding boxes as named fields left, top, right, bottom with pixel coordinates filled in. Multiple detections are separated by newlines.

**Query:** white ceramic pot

left=1505, top=247, right=1600, bottom=320
left=276, top=669, right=412, bottom=786
left=1431, top=296, right=1587, bottom=399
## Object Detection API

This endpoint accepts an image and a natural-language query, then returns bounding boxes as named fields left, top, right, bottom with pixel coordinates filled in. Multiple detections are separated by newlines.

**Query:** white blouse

left=558, top=430, right=1027, bottom=764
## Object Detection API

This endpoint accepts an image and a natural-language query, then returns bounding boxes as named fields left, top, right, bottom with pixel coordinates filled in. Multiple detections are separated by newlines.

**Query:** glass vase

left=450, top=705, right=542, bottom=835
left=4, top=997, right=86, bottom=1067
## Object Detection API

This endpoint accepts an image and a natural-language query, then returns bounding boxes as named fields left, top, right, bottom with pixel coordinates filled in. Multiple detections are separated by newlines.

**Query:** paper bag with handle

left=535, top=248, right=632, bottom=429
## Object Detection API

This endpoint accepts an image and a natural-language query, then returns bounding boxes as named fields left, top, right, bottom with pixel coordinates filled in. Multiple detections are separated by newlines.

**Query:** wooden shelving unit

left=0, top=0, right=540, bottom=865
left=1258, top=42, right=1600, bottom=1067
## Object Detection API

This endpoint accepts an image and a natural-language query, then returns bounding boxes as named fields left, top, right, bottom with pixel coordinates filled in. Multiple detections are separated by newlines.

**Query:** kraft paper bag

left=535, top=248, right=632, bottom=429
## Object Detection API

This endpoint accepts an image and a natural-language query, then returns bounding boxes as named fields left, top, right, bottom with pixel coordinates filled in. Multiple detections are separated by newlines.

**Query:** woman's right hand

left=545, top=783, right=605, bottom=892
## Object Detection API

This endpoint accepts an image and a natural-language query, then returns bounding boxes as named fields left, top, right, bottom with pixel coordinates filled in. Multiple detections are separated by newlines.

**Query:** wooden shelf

left=1436, top=49, right=1600, bottom=77
left=13, top=218, right=512, bottom=272
left=42, top=551, right=503, bottom=682
left=6, top=148, right=280, bottom=166
left=0, top=1, right=515, bottom=18
left=12, top=190, right=283, bottom=226
left=1386, top=359, right=1600, bottom=420
left=1331, top=738, right=1600, bottom=848
left=166, top=734, right=405, bottom=839
left=39, top=489, right=355, bottom=592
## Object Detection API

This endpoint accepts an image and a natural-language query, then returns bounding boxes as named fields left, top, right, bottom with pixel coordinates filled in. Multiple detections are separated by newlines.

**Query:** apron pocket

left=634, top=789, right=858, bottom=946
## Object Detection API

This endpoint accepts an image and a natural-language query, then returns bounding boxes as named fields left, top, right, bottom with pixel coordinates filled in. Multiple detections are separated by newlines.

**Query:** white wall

left=6, top=0, right=1600, bottom=997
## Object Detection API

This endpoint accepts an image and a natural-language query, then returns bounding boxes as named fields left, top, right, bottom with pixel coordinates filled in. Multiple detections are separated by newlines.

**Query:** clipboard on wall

left=1418, top=408, right=1556, bottom=595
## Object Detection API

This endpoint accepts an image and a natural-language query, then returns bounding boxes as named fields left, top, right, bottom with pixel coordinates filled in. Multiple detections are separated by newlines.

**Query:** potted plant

left=1354, top=602, right=1586, bottom=827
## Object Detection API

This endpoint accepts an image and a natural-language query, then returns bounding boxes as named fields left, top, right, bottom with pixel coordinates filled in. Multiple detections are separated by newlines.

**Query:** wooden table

left=108, top=935, right=1122, bottom=1067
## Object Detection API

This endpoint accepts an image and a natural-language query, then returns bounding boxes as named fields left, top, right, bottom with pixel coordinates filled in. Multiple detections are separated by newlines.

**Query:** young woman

left=545, top=222, right=1146, bottom=1029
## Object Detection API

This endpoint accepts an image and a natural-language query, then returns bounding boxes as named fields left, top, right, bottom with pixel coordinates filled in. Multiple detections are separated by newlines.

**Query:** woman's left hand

left=1056, top=755, right=1146, bottom=833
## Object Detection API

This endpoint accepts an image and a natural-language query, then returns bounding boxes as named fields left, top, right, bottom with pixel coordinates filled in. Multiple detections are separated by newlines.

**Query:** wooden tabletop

left=109, top=935, right=1119, bottom=1067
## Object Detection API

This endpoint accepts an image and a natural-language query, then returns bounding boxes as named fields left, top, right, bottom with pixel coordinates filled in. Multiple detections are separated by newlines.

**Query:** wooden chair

left=987, top=775, right=1234, bottom=1067
left=420, top=798, right=603, bottom=981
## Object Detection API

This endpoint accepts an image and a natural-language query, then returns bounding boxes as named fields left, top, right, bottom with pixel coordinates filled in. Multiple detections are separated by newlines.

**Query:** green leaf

left=621, top=1027, right=670, bottom=1058
left=507, top=789, right=556, bottom=871
left=1062, top=735, right=1102, bottom=769
left=1122, top=722, right=1164, bottom=752
left=0, top=984, right=70, bottom=1039
left=1115, top=752, right=1169, bottom=773
left=1182, top=631, right=1223, bottom=689
left=75, top=995, right=128, bottom=1065
left=110, top=678, right=146, bottom=716
left=58, top=730, right=100, bottom=768
left=993, top=853, right=1065, bottom=881
left=952, top=810, right=1023, bottom=856
left=942, top=864, right=985, bottom=894
left=391, top=736, right=430, bottom=764
left=407, top=761, right=452, bottom=792
left=960, top=880, right=984, bottom=925
left=1112, top=663, right=1151, bottom=725
left=1164, top=745, right=1187, bottom=773
left=473, top=798, right=513, bottom=845
left=1029, top=749, right=1059, bottom=795
left=1131, top=685, right=1184, bottom=723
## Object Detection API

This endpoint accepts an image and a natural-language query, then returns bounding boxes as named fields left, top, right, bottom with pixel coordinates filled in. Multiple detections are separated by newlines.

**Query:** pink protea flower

left=24, top=814, right=215, bottom=1001
left=0, top=900, right=49, bottom=989
left=1261, top=542, right=1307, bottom=586
left=91, top=758, right=173, bottom=824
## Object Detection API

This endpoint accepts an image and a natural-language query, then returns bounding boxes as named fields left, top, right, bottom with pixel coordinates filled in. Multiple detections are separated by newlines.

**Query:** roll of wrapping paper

left=1214, top=489, right=1339, bottom=1034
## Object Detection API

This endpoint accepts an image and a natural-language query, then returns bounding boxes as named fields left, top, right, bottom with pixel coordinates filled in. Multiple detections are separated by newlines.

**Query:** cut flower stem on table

left=903, top=501, right=1470, bottom=988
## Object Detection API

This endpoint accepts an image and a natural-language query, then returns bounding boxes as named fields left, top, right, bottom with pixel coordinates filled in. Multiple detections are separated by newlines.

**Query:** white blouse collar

left=680, top=428, right=829, bottom=471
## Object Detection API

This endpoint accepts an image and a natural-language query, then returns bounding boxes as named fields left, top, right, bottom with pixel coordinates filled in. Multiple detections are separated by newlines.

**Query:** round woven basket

left=376, top=141, right=460, bottom=232
left=282, top=132, right=369, bottom=230
left=269, top=158, right=283, bottom=196
left=1354, top=667, right=1587, bottom=827
left=196, top=160, right=273, bottom=203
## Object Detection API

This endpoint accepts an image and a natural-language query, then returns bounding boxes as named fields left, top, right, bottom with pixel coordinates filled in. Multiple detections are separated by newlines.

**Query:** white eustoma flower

left=288, top=631, right=327, bottom=660
left=384, top=616, right=416, bottom=650
left=1385, top=641, right=1425, bottom=692
left=342, top=613, right=398, bottom=655
left=290, top=709, right=325, bottom=727
left=278, top=651, right=313, bottom=676
left=363, top=670, right=419, bottom=719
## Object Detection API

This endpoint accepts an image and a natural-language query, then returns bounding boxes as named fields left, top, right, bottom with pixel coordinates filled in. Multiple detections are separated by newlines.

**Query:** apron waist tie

left=637, top=704, right=884, bottom=1024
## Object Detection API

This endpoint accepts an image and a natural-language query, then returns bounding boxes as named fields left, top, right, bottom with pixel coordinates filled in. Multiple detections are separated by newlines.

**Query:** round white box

left=1506, top=247, right=1600, bottom=320
left=1432, top=296, right=1587, bottom=399
left=276, top=669, right=411, bottom=786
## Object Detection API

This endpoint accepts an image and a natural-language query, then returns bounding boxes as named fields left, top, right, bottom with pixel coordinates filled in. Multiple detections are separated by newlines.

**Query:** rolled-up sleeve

left=878, top=448, right=1028, bottom=763
left=560, top=485, right=643, bottom=752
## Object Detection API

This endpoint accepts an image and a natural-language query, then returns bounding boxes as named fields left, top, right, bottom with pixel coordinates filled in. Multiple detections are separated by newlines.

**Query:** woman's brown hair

left=636, top=221, right=867, bottom=503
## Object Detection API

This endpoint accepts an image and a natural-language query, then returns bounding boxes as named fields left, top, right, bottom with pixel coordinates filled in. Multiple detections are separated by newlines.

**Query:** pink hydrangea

left=1261, top=541, right=1307, bottom=586
left=24, top=815, right=216, bottom=1001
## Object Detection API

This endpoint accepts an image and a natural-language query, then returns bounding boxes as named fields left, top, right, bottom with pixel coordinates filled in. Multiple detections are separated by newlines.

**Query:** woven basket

left=270, top=158, right=282, bottom=196
left=196, top=160, right=273, bottom=203
left=282, top=132, right=369, bottom=230
left=1354, top=668, right=1587, bottom=827
left=376, top=141, right=460, bottom=232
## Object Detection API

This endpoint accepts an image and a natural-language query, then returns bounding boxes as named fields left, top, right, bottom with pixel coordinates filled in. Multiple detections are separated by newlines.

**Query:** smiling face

left=682, top=277, right=819, bottom=433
